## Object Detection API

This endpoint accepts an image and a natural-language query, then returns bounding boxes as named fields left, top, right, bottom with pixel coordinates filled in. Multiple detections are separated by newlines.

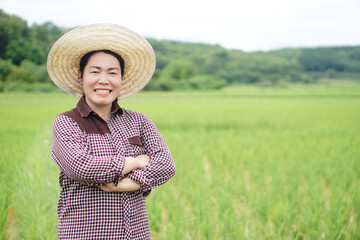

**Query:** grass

left=1, top=83, right=359, bottom=239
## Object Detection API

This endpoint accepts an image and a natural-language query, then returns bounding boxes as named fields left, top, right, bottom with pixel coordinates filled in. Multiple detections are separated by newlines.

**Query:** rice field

left=1, top=84, right=359, bottom=239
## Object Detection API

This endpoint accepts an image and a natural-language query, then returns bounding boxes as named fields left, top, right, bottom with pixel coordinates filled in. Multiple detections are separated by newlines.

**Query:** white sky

left=1, top=0, right=360, bottom=51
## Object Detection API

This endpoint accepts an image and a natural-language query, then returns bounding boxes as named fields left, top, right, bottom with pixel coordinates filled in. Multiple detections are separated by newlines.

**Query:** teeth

left=95, top=89, right=111, bottom=93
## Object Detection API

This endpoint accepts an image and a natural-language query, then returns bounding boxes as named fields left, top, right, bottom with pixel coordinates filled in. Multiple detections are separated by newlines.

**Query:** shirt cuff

left=127, top=169, right=152, bottom=196
left=113, top=154, right=126, bottom=181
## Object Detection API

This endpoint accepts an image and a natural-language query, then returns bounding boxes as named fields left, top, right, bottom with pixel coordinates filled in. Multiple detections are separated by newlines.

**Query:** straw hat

left=47, top=23, right=156, bottom=99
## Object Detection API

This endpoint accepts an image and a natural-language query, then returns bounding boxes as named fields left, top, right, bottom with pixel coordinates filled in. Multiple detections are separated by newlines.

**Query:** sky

left=1, top=0, right=360, bottom=52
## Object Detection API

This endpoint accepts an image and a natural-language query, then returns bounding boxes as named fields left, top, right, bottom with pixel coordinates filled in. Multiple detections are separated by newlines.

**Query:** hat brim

left=47, top=23, right=156, bottom=99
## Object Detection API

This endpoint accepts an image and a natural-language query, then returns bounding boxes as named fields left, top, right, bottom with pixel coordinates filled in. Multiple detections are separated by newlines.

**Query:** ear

left=78, top=69, right=83, bottom=83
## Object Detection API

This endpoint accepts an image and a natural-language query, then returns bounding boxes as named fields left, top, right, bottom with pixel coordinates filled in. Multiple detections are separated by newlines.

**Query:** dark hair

left=79, top=50, right=125, bottom=77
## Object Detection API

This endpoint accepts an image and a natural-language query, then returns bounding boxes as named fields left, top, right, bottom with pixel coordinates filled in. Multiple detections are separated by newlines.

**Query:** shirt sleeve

left=52, top=114, right=125, bottom=186
left=126, top=113, right=176, bottom=195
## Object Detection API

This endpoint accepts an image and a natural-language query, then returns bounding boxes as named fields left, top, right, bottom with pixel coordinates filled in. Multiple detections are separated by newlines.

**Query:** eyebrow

left=89, top=66, right=120, bottom=71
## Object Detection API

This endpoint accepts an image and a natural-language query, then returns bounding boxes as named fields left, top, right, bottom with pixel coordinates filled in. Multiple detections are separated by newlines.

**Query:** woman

left=47, top=24, right=176, bottom=239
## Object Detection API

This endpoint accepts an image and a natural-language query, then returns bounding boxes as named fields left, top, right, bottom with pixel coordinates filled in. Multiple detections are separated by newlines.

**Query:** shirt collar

left=77, top=96, right=123, bottom=118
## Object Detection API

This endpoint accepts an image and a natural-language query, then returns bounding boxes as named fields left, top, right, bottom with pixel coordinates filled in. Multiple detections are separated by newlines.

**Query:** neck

left=84, top=99, right=112, bottom=122
left=93, top=107, right=111, bottom=122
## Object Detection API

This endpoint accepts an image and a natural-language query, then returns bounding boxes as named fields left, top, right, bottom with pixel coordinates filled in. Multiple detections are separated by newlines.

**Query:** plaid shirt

left=52, top=97, right=176, bottom=239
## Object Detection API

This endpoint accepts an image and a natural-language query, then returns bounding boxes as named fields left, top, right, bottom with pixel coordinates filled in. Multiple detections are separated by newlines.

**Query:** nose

left=98, top=73, right=109, bottom=84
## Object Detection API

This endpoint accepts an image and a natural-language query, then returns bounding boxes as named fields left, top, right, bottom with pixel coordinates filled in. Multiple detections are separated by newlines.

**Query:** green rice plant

left=10, top=126, right=59, bottom=239
left=1, top=83, right=359, bottom=239
left=0, top=93, right=76, bottom=239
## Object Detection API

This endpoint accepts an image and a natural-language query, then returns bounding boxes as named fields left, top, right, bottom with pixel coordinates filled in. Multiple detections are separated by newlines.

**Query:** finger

left=97, top=185, right=109, bottom=192
left=97, top=183, right=117, bottom=192
left=106, top=183, right=117, bottom=192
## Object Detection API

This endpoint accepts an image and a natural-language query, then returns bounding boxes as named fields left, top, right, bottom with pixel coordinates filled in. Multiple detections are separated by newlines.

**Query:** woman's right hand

left=122, top=155, right=150, bottom=175
left=135, top=154, right=150, bottom=169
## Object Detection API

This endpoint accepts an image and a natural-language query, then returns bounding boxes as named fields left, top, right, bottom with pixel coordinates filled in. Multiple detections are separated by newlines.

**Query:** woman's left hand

left=97, top=177, right=141, bottom=192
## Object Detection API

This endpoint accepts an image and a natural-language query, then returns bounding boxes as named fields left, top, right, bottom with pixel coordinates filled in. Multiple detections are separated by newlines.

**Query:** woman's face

left=79, top=51, right=122, bottom=111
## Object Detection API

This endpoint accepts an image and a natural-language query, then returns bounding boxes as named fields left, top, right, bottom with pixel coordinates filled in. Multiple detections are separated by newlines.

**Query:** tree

left=161, top=59, right=197, bottom=81
left=187, top=75, right=227, bottom=90
left=205, top=50, right=230, bottom=75
left=298, top=48, right=347, bottom=72
left=0, top=10, right=28, bottom=58
left=0, top=58, right=13, bottom=81
left=6, top=40, right=29, bottom=65
left=29, top=22, right=65, bottom=60
left=6, top=65, right=37, bottom=83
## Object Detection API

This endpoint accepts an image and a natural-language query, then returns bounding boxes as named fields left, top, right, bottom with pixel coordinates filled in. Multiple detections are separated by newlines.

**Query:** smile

left=94, top=89, right=112, bottom=93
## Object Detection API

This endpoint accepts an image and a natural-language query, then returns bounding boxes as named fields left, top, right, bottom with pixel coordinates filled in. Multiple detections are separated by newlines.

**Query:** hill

left=0, top=9, right=359, bottom=92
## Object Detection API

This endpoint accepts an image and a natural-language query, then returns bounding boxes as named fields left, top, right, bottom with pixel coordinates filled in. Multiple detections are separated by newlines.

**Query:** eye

left=90, top=71, right=99, bottom=74
left=109, top=72, right=118, bottom=75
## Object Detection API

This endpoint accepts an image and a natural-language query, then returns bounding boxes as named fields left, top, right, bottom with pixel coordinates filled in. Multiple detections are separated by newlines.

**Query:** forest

left=1, top=9, right=360, bottom=92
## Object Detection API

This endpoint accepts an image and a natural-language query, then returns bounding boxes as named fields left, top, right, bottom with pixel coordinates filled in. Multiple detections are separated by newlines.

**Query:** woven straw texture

left=47, top=23, right=156, bottom=99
